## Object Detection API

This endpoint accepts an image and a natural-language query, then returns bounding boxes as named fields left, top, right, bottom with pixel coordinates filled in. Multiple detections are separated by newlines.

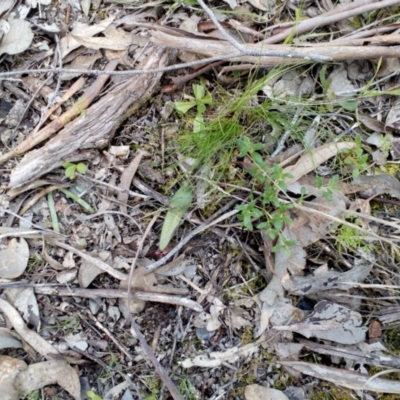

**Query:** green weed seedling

left=59, top=161, right=94, bottom=214
left=62, top=161, right=88, bottom=180
left=86, top=391, right=103, bottom=400
left=174, top=80, right=213, bottom=133
left=236, top=136, right=295, bottom=254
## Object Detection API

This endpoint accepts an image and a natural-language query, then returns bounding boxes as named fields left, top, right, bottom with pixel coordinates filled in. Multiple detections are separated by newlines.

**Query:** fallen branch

left=150, top=31, right=400, bottom=66
left=264, top=0, right=400, bottom=44
left=8, top=46, right=172, bottom=187
left=0, top=60, right=118, bottom=167
left=33, top=287, right=203, bottom=312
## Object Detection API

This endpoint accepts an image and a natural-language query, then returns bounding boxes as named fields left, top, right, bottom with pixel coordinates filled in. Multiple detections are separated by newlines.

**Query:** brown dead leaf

left=60, top=16, right=115, bottom=58
left=0, top=298, right=61, bottom=360
left=283, top=142, right=355, bottom=185
left=119, top=260, right=189, bottom=314
left=0, top=238, right=29, bottom=279
left=14, top=360, right=81, bottom=400
left=118, top=150, right=148, bottom=214
left=0, top=355, right=27, bottom=400
left=282, top=361, right=400, bottom=393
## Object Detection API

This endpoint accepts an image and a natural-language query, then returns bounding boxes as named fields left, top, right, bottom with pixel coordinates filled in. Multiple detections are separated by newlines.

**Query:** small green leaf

left=339, top=100, right=358, bottom=111
left=193, top=83, right=205, bottom=101
left=76, top=162, right=87, bottom=174
left=193, top=114, right=205, bottom=133
left=87, top=391, right=103, bottom=400
left=201, top=93, right=213, bottom=105
left=174, top=101, right=197, bottom=114
left=65, top=165, right=76, bottom=179
left=62, top=162, right=74, bottom=168
left=159, top=184, right=193, bottom=250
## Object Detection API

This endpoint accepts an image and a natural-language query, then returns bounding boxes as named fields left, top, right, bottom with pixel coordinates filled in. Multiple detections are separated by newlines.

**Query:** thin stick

left=126, top=213, right=183, bottom=400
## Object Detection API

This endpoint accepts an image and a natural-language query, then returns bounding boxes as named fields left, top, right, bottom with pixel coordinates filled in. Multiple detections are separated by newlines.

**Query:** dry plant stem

left=144, top=205, right=239, bottom=274
left=9, top=46, right=171, bottom=187
left=299, top=339, right=400, bottom=368
left=195, top=0, right=329, bottom=62
left=264, top=0, right=400, bottom=44
left=0, top=59, right=118, bottom=167
left=33, top=287, right=202, bottom=310
left=151, top=32, right=400, bottom=65
left=125, top=214, right=184, bottom=400
left=118, top=150, right=148, bottom=214
left=79, top=175, right=150, bottom=201
left=84, top=312, right=134, bottom=362
left=130, top=320, right=182, bottom=400
left=0, top=298, right=61, bottom=360
left=34, top=76, right=86, bottom=132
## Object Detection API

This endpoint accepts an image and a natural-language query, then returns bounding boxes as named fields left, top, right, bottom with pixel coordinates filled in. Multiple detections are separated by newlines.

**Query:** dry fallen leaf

left=4, top=287, right=40, bottom=331
left=282, top=361, right=400, bottom=393
left=0, top=19, right=34, bottom=56
left=14, top=360, right=81, bottom=400
left=283, top=142, right=355, bottom=185
left=290, top=300, right=367, bottom=345
left=245, top=385, right=289, bottom=400
left=0, top=355, right=27, bottom=400
left=0, top=328, right=22, bottom=350
left=0, top=238, right=29, bottom=279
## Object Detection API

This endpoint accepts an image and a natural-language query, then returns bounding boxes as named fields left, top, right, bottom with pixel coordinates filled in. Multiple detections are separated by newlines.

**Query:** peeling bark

left=10, top=46, right=172, bottom=187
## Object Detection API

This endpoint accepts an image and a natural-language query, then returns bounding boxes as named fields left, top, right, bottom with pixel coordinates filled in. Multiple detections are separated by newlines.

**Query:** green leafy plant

left=333, top=218, right=373, bottom=253
left=159, top=182, right=193, bottom=250
left=178, top=378, right=201, bottom=400
left=22, top=390, right=40, bottom=400
left=86, top=391, right=103, bottom=400
left=174, top=80, right=213, bottom=132
left=236, top=136, right=295, bottom=253
left=62, top=161, right=88, bottom=179
left=340, top=135, right=369, bottom=179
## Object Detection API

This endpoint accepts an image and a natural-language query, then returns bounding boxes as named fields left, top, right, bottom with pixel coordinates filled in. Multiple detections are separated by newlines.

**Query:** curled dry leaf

left=285, top=254, right=374, bottom=295
left=0, top=238, right=29, bottom=279
left=0, top=298, right=61, bottom=360
left=283, top=142, right=355, bottom=185
left=60, top=16, right=115, bottom=58
left=14, top=360, right=81, bottom=400
left=292, top=300, right=366, bottom=345
left=0, top=327, right=22, bottom=350
left=0, top=19, right=33, bottom=56
left=0, top=355, right=27, bottom=400
left=0, top=0, right=16, bottom=15
left=119, top=260, right=189, bottom=314
left=282, top=361, right=400, bottom=393
left=4, top=287, right=40, bottom=331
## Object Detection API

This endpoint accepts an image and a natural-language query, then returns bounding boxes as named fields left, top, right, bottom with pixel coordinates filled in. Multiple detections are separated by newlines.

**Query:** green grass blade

left=58, top=188, right=95, bottom=214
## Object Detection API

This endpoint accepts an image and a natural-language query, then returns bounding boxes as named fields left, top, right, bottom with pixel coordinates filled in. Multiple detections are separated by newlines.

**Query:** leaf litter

left=2, top=0, right=400, bottom=399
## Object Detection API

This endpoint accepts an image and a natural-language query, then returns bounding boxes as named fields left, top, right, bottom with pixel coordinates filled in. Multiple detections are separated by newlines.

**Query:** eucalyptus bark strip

left=9, top=46, right=172, bottom=187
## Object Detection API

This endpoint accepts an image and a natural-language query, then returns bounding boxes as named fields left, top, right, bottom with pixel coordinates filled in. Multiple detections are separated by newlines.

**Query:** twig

left=0, top=48, right=327, bottom=82
left=264, top=0, right=400, bottom=44
left=32, top=287, right=202, bottom=311
left=195, top=0, right=330, bottom=61
left=0, top=59, right=118, bottom=166
left=126, top=214, right=183, bottom=400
